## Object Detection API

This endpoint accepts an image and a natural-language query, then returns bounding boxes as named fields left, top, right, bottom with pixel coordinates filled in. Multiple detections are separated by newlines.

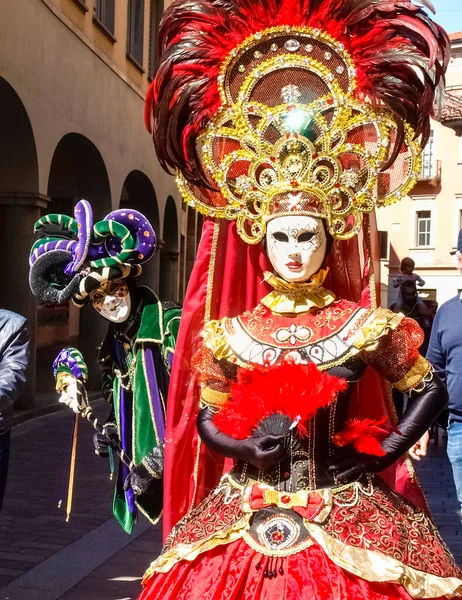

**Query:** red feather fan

left=213, top=361, right=347, bottom=440
left=333, top=417, right=401, bottom=456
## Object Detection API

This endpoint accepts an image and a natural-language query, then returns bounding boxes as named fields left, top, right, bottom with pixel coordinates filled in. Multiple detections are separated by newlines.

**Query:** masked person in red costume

left=139, top=1, right=462, bottom=598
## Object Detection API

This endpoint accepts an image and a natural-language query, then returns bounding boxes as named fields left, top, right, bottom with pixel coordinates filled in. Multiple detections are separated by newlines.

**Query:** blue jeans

left=0, top=428, right=10, bottom=512
left=447, top=419, right=462, bottom=518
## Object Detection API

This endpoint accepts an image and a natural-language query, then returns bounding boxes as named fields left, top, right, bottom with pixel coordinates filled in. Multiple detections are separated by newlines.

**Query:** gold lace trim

left=394, top=355, right=433, bottom=393
left=306, top=523, right=462, bottom=599
left=261, top=268, right=336, bottom=314
left=143, top=515, right=251, bottom=579
left=201, top=386, right=230, bottom=409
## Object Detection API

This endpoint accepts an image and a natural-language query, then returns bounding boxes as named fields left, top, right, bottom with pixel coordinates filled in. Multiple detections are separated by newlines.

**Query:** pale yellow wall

left=0, top=0, right=178, bottom=206
left=49, top=0, right=153, bottom=94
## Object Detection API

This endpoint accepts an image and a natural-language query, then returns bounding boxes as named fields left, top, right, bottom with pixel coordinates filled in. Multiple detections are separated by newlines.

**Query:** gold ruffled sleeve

left=192, top=319, right=238, bottom=410
left=358, top=310, right=432, bottom=393
left=202, top=319, right=235, bottom=362
left=354, top=307, right=404, bottom=352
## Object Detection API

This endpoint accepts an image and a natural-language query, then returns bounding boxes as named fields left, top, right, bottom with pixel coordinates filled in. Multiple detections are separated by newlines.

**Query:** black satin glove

left=123, top=463, right=152, bottom=495
left=93, top=413, right=119, bottom=458
left=123, top=444, right=164, bottom=495
left=197, top=407, right=288, bottom=471
left=326, top=372, right=447, bottom=483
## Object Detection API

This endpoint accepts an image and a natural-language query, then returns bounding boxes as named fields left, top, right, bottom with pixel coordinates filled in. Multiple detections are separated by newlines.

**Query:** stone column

left=160, top=246, right=180, bottom=303
left=139, top=240, right=162, bottom=295
left=0, top=192, right=49, bottom=409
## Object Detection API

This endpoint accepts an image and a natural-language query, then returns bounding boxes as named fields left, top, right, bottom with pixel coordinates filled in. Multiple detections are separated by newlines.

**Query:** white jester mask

left=266, top=215, right=327, bottom=283
left=56, top=373, right=80, bottom=414
left=89, top=280, right=131, bottom=323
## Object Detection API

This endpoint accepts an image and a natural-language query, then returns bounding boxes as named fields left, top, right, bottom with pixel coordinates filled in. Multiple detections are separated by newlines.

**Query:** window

left=416, top=210, right=431, bottom=247
left=148, top=0, right=164, bottom=78
left=420, top=131, right=435, bottom=179
left=378, top=231, right=388, bottom=260
left=127, top=0, right=145, bottom=69
left=94, top=0, right=115, bottom=37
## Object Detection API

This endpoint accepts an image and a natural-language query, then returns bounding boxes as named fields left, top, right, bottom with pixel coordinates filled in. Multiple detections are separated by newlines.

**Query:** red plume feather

left=213, top=361, right=347, bottom=439
left=146, top=0, right=449, bottom=187
left=333, top=416, right=401, bottom=456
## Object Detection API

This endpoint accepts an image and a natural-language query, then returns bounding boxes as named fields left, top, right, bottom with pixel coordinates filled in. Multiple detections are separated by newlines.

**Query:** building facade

left=377, top=33, right=462, bottom=308
left=0, top=0, right=201, bottom=406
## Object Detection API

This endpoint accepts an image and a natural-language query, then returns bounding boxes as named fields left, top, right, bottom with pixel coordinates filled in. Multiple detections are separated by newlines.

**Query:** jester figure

left=136, top=0, right=462, bottom=598
left=29, top=202, right=181, bottom=532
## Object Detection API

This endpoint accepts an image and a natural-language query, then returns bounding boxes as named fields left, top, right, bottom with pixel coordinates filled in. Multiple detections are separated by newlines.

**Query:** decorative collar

left=261, top=268, right=336, bottom=315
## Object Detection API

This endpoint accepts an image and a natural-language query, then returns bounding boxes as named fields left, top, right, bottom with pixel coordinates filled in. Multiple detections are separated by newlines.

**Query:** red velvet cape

left=163, top=214, right=426, bottom=539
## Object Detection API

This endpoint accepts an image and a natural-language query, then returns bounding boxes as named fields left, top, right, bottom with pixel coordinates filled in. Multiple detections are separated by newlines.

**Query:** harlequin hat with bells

left=145, top=0, right=449, bottom=244
left=29, top=200, right=157, bottom=306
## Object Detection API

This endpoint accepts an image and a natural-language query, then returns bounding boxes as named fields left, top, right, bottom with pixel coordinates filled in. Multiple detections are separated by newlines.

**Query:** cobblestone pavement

left=0, top=409, right=460, bottom=600
left=415, top=431, right=462, bottom=564
left=0, top=403, right=114, bottom=587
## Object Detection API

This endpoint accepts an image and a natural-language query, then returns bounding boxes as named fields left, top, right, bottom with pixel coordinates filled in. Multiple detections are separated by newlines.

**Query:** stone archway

left=0, top=77, right=42, bottom=407
left=120, top=170, right=160, bottom=293
left=39, top=133, right=112, bottom=390
left=160, top=196, right=179, bottom=302
left=48, top=133, right=111, bottom=219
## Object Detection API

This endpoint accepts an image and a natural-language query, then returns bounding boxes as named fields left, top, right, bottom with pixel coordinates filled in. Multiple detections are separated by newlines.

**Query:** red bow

left=248, top=484, right=326, bottom=521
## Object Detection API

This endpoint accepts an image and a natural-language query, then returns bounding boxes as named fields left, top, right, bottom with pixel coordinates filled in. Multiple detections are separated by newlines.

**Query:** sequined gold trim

left=306, top=523, right=462, bottom=599
left=363, top=214, right=378, bottom=311
left=143, top=515, right=251, bottom=579
left=201, top=386, right=230, bottom=409
left=191, top=220, right=220, bottom=509
left=261, top=269, right=336, bottom=314
left=394, top=355, right=433, bottom=393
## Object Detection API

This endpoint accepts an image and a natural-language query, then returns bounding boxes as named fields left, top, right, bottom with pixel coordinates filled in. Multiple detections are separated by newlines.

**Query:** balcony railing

left=418, top=159, right=442, bottom=182
left=439, top=92, right=462, bottom=136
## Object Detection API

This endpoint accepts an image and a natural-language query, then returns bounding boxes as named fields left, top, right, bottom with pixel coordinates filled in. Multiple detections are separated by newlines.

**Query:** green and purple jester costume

left=98, top=290, right=180, bottom=532
left=29, top=200, right=181, bottom=532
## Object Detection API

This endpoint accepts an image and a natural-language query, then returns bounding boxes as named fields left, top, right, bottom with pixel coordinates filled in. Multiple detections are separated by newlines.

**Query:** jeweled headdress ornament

left=29, top=200, right=157, bottom=305
left=146, top=0, right=448, bottom=243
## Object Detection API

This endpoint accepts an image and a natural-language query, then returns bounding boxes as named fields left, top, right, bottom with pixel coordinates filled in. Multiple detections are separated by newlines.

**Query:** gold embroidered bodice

left=197, top=271, right=432, bottom=491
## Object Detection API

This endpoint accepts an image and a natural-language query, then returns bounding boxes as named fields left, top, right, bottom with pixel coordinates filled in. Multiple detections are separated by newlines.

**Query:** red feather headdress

left=146, top=0, right=449, bottom=191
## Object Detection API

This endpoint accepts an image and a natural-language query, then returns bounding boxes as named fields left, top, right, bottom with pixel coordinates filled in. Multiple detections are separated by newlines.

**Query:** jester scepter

left=29, top=201, right=181, bottom=532
left=54, top=347, right=165, bottom=521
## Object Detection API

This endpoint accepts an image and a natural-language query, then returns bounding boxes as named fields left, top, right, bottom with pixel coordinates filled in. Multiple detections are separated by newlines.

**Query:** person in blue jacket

left=427, top=228, right=462, bottom=519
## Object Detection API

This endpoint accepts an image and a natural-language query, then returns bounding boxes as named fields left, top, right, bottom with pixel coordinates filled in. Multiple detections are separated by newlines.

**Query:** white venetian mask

left=57, top=374, right=80, bottom=413
left=266, top=215, right=327, bottom=283
left=90, top=280, right=131, bottom=323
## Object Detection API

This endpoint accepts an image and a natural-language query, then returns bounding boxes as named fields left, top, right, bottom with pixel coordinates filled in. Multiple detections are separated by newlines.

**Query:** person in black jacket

left=0, top=310, right=29, bottom=510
